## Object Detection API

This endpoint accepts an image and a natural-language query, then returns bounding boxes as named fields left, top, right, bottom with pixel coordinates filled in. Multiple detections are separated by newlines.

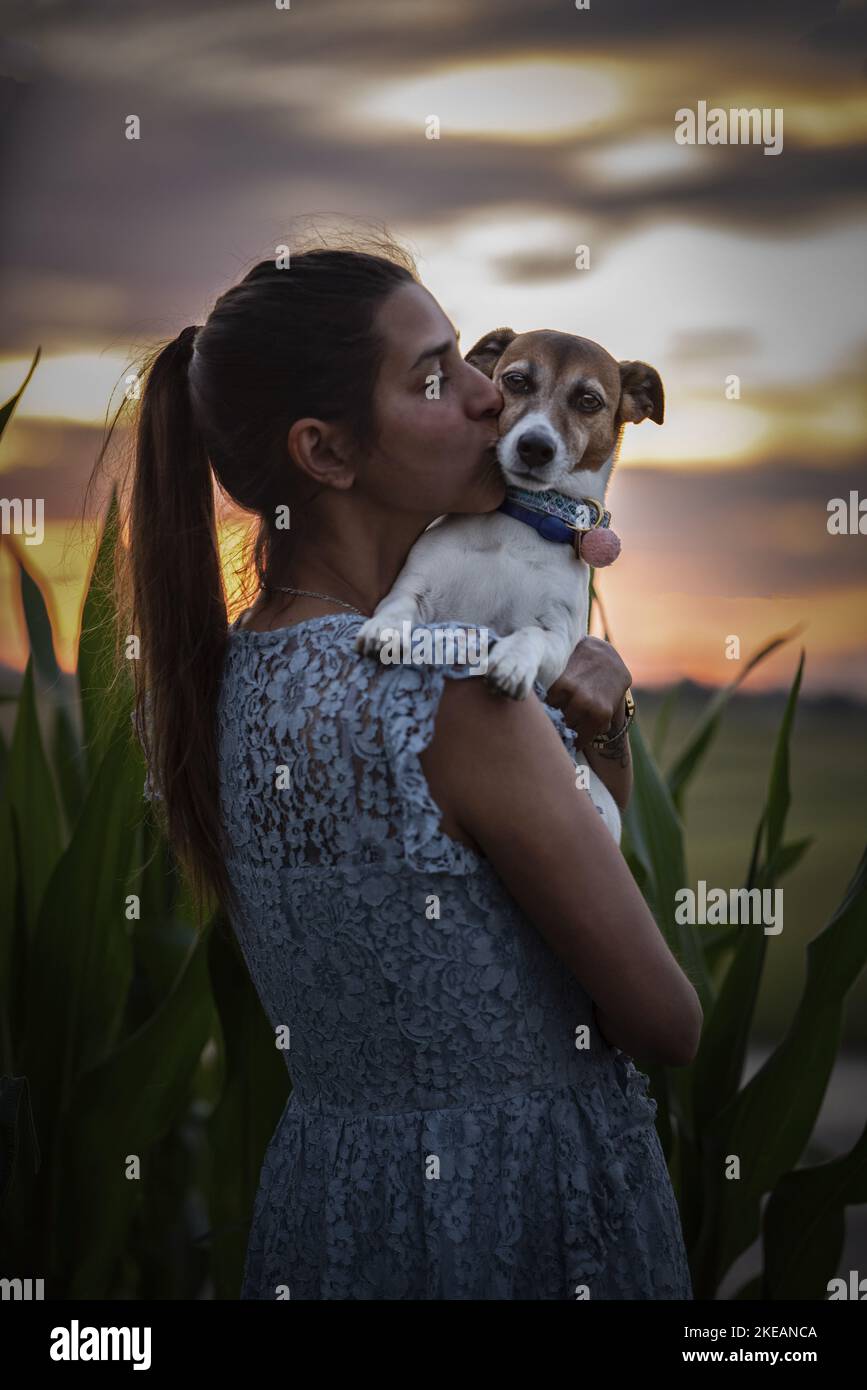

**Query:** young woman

left=122, top=236, right=701, bottom=1300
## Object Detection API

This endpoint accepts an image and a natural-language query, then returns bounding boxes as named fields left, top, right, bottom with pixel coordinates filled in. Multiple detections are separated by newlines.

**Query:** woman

left=123, top=235, right=701, bottom=1299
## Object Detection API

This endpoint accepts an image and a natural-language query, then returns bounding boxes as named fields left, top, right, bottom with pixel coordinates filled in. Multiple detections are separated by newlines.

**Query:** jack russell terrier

left=354, top=327, right=664, bottom=841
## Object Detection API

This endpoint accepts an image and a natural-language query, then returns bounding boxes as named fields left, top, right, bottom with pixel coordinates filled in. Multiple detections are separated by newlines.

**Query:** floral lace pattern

left=206, top=612, right=692, bottom=1300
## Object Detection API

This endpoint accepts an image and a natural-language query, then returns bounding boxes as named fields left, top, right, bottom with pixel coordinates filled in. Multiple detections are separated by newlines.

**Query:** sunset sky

left=1, top=0, right=865, bottom=694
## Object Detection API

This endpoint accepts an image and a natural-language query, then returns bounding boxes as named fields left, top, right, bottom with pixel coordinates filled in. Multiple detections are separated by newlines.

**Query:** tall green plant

left=625, top=643, right=867, bottom=1299
left=0, top=362, right=285, bottom=1297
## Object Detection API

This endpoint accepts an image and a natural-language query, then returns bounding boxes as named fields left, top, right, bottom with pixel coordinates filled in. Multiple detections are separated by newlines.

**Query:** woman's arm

left=420, top=676, right=702, bottom=1066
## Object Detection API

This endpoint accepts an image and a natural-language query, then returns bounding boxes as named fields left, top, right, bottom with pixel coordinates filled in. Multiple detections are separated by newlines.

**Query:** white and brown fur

left=355, top=327, right=664, bottom=840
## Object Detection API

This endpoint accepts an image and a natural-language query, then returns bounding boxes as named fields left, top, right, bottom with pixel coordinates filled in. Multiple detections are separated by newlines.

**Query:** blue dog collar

left=497, top=486, right=611, bottom=548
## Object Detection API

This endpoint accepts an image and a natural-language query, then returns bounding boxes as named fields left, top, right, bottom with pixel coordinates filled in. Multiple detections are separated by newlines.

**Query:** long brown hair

left=86, top=232, right=418, bottom=925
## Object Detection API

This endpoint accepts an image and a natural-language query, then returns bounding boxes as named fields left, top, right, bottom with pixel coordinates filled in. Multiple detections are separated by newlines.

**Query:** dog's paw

left=354, top=615, right=397, bottom=658
left=484, top=637, right=539, bottom=700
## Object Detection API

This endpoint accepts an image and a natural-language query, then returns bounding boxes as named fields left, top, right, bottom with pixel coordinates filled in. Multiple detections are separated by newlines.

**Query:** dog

left=354, top=327, right=664, bottom=841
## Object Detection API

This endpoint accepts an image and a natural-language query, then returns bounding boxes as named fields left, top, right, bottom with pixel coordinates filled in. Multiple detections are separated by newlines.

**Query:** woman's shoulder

left=224, top=608, right=581, bottom=759
left=223, top=612, right=499, bottom=876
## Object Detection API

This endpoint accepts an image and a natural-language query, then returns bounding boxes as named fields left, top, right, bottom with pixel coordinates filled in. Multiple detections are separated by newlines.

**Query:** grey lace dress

left=215, top=611, right=693, bottom=1300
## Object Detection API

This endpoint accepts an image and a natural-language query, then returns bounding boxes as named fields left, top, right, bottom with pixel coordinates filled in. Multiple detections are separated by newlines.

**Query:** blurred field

left=637, top=684, right=867, bottom=1049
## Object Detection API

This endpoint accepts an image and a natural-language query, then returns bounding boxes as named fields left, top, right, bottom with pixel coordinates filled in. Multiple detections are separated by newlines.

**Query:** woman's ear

left=287, top=417, right=357, bottom=489
left=465, top=327, right=517, bottom=378
left=618, top=361, right=665, bottom=425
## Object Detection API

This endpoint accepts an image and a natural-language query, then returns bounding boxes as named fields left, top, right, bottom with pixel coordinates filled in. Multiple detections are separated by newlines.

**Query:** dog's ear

left=618, top=361, right=664, bottom=425
left=464, top=327, right=517, bottom=378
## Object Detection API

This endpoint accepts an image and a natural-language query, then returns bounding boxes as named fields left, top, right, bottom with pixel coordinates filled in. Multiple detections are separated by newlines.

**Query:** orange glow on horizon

left=1, top=517, right=863, bottom=698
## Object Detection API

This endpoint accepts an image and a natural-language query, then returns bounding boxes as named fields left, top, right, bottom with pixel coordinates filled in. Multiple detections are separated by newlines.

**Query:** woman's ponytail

left=129, top=324, right=235, bottom=923
left=87, top=238, right=418, bottom=929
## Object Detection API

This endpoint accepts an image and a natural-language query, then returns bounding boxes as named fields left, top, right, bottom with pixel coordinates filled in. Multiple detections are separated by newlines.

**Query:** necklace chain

left=268, top=584, right=369, bottom=618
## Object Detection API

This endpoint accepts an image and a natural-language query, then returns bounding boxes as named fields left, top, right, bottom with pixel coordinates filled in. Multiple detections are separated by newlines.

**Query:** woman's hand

left=545, top=636, right=632, bottom=747
left=546, top=636, right=634, bottom=813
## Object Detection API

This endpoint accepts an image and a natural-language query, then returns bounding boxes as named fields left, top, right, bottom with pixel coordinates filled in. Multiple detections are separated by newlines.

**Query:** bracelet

left=591, top=689, right=636, bottom=749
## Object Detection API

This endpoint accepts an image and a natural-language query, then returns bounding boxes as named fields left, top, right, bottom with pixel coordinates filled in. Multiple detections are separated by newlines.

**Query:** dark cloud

left=607, top=456, right=867, bottom=598
left=0, top=0, right=864, bottom=353
left=7, top=0, right=859, bottom=54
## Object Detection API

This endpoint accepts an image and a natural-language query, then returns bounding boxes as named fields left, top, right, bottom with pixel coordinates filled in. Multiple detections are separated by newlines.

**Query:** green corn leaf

left=692, top=844, right=867, bottom=1293
left=761, top=1119, right=867, bottom=1299
left=702, top=923, right=740, bottom=976
left=0, top=798, right=20, bottom=1074
left=643, top=1061, right=674, bottom=1165
left=620, top=821, right=655, bottom=916
left=20, top=703, right=141, bottom=1147
left=692, top=920, right=767, bottom=1137
left=0, top=348, right=40, bottom=443
left=16, top=553, right=85, bottom=829
left=651, top=680, right=685, bottom=762
left=206, top=916, right=289, bottom=1298
left=666, top=626, right=802, bottom=812
left=620, top=721, right=654, bottom=908
left=745, top=811, right=765, bottom=892
left=18, top=557, right=57, bottom=688
left=127, top=1118, right=211, bottom=1299
left=58, top=921, right=216, bottom=1298
left=763, top=651, right=804, bottom=869
left=766, top=837, right=813, bottom=883
left=691, top=653, right=805, bottom=1135
left=0, top=1075, right=41, bottom=1217
left=78, top=486, right=130, bottom=780
left=622, top=842, right=651, bottom=904
left=623, top=719, right=713, bottom=1145
left=131, top=814, right=198, bottom=1008
left=624, top=718, right=712, bottom=1010
left=50, top=703, right=87, bottom=832
left=675, top=1129, right=708, bottom=1252
left=6, top=660, right=62, bottom=936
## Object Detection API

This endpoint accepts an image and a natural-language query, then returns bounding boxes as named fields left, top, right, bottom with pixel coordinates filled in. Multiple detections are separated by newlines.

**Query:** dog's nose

left=516, top=431, right=555, bottom=469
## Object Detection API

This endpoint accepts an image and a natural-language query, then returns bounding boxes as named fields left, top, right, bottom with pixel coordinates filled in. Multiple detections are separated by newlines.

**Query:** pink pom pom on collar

left=580, top=527, right=621, bottom=567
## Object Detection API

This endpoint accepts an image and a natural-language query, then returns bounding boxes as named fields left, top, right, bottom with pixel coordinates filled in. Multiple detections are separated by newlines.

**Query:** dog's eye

left=502, top=372, right=530, bottom=392
left=577, top=393, right=603, bottom=412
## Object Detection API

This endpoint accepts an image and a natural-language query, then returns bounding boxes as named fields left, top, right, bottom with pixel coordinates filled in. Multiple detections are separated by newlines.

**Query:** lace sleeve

left=378, top=623, right=591, bottom=875
left=378, top=623, right=498, bottom=877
